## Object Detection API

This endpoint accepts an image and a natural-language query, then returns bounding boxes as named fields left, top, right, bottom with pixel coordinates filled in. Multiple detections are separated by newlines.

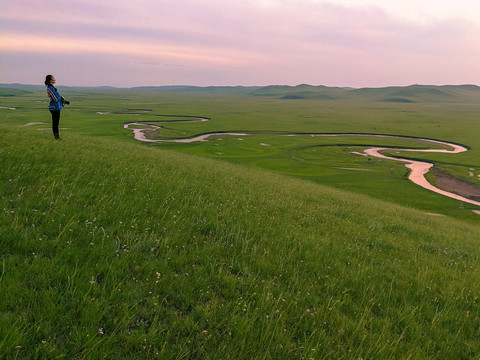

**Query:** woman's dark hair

left=44, top=75, right=53, bottom=86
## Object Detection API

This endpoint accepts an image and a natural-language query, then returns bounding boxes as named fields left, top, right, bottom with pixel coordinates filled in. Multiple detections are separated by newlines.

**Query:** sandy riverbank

left=364, top=145, right=480, bottom=206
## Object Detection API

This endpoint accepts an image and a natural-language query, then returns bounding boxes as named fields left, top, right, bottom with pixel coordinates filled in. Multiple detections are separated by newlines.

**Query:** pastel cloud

left=1, top=0, right=479, bottom=87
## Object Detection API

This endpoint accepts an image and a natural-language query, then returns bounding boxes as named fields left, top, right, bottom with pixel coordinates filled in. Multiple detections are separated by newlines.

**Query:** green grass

left=1, top=85, right=480, bottom=358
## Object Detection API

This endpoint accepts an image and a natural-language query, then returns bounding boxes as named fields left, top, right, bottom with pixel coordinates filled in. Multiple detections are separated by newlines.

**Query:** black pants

left=50, top=110, right=61, bottom=139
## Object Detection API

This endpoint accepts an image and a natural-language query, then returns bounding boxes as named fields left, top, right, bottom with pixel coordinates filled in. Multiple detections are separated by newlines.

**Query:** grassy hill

left=248, top=84, right=480, bottom=103
left=2, top=124, right=480, bottom=359
left=3, top=82, right=480, bottom=103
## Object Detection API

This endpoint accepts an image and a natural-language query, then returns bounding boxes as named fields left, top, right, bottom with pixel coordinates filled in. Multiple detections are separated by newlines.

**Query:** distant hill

left=131, top=85, right=259, bottom=94
left=249, top=84, right=345, bottom=99
left=2, top=83, right=479, bottom=103
left=0, top=84, right=41, bottom=94
left=352, top=84, right=480, bottom=103
left=250, top=84, right=480, bottom=103
left=0, top=88, right=33, bottom=97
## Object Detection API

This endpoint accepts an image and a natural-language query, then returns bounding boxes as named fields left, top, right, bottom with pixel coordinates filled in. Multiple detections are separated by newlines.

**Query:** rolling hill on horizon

left=2, top=83, right=480, bottom=103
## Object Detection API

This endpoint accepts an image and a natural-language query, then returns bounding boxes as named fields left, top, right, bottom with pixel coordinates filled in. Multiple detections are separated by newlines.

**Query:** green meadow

left=1, top=84, right=480, bottom=359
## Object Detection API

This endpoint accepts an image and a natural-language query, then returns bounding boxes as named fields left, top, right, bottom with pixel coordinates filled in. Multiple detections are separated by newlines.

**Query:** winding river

left=123, top=117, right=480, bottom=207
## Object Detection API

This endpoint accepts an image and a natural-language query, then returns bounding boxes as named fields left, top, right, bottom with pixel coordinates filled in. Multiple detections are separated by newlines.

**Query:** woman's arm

left=47, top=86, right=60, bottom=102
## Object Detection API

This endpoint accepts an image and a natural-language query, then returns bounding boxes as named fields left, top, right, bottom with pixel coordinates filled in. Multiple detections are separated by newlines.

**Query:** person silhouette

left=45, top=75, right=69, bottom=140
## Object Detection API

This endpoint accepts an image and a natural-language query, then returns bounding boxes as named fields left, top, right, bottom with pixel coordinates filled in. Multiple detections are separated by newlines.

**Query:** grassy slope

left=2, top=125, right=480, bottom=359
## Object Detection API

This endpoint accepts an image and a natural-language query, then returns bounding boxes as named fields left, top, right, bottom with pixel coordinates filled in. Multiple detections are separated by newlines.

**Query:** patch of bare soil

left=432, top=167, right=480, bottom=202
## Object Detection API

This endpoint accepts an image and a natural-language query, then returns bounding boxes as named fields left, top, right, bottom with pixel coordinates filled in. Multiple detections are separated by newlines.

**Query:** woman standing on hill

left=45, top=75, right=69, bottom=140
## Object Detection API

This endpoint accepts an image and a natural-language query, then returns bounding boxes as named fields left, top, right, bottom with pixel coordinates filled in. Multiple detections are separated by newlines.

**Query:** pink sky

left=1, top=0, right=479, bottom=87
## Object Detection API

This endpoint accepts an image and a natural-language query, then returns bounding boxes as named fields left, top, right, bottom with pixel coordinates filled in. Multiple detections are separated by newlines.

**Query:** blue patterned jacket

left=46, top=85, right=63, bottom=111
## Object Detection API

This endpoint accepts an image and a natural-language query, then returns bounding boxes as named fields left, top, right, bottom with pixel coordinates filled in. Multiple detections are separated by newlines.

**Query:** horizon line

left=1, top=82, right=480, bottom=90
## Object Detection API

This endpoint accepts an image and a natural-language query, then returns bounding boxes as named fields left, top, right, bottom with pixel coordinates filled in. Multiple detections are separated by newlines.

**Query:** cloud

left=1, top=0, right=479, bottom=86
left=2, top=33, right=238, bottom=64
